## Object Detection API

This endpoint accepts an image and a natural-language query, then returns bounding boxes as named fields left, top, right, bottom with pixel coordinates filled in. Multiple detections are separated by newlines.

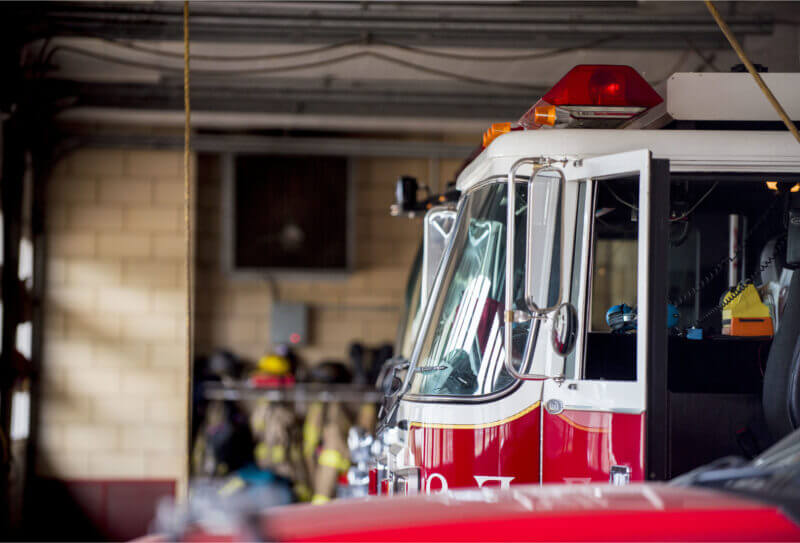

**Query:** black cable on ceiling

left=42, top=33, right=713, bottom=93
left=100, top=36, right=363, bottom=62
left=363, top=51, right=540, bottom=90
left=46, top=45, right=543, bottom=91
left=369, top=35, right=624, bottom=61
left=97, top=33, right=624, bottom=63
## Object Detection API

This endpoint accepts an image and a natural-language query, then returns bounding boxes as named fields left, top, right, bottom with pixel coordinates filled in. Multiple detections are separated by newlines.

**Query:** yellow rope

left=704, top=1, right=800, bottom=144
left=183, top=0, right=194, bottom=499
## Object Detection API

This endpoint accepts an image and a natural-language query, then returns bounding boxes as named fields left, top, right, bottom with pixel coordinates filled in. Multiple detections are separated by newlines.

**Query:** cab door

left=541, top=150, right=670, bottom=483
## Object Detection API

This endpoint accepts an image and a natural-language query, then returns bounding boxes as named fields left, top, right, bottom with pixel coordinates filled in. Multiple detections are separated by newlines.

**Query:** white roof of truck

left=666, top=73, right=800, bottom=122
left=456, top=129, right=800, bottom=192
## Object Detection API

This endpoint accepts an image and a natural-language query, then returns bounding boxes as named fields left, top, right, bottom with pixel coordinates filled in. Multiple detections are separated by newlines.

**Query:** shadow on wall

left=21, top=470, right=174, bottom=541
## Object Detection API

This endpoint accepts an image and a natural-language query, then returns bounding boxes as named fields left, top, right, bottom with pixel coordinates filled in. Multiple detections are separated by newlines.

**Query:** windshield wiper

left=416, top=365, right=449, bottom=373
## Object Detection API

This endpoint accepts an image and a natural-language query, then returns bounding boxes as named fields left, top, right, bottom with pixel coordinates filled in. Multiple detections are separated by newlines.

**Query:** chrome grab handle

left=609, top=465, right=632, bottom=485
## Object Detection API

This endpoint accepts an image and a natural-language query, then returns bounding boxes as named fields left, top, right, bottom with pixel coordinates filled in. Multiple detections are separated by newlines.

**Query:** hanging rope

left=183, top=0, right=194, bottom=497
left=705, top=0, right=800, bottom=144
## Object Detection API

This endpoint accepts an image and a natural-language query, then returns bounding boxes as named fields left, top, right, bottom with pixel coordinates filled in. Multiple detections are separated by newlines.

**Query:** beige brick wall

left=39, top=143, right=465, bottom=485
left=40, top=148, right=190, bottom=485
left=195, top=154, right=464, bottom=365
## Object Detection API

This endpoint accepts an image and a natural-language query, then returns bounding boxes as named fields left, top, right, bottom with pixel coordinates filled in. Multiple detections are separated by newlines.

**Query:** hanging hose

left=705, top=1, right=800, bottom=144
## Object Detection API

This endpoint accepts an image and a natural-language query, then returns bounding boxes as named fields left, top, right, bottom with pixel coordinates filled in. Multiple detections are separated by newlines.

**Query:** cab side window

left=590, top=240, right=637, bottom=331
left=582, top=179, right=640, bottom=381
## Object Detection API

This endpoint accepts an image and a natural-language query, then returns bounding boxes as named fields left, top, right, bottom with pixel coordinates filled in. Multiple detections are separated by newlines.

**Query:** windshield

left=407, top=182, right=530, bottom=397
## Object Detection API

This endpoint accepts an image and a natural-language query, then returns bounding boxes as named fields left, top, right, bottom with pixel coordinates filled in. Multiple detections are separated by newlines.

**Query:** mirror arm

left=509, top=309, right=549, bottom=323
left=503, top=313, right=549, bottom=380
left=503, top=344, right=550, bottom=381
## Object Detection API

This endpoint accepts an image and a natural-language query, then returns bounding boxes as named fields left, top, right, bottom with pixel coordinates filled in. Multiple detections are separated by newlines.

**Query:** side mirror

left=377, top=358, right=410, bottom=397
left=388, top=376, right=403, bottom=396
left=376, top=358, right=409, bottom=432
left=392, top=176, right=420, bottom=216
left=551, top=302, right=578, bottom=357
left=525, top=167, right=567, bottom=314
left=504, top=160, right=570, bottom=381
left=421, top=206, right=457, bottom=306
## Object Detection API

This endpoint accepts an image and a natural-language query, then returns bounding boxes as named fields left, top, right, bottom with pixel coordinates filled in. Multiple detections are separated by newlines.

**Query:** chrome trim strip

left=563, top=405, right=645, bottom=415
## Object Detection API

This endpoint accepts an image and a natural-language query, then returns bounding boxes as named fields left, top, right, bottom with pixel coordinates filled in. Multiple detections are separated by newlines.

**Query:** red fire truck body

left=266, top=483, right=800, bottom=542
left=375, top=66, right=800, bottom=495
left=151, top=422, right=800, bottom=540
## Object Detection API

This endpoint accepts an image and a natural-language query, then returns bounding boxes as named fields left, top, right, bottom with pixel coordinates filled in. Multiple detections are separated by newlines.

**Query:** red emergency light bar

left=519, top=64, right=663, bottom=130
left=543, top=64, right=663, bottom=108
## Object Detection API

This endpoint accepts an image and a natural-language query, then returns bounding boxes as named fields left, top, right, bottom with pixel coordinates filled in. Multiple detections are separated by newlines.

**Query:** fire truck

left=156, top=426, right=800, bottom=540
left=373, top=64, right=800, bottom=494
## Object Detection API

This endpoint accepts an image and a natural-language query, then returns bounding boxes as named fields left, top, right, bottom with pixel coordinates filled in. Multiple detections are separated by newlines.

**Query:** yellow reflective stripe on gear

left=271, top=444, right=286, bottom=464
left=303, top=426, right=320, bottom=457
left=303, top=403, right=323, bottom=457
left=255, top=442, right=268, bottom=462
left=311, top=494, right=331, bottom=504
left=218, top=476, right=245, bottom=497
left=318, top=448, right=350, bottom=472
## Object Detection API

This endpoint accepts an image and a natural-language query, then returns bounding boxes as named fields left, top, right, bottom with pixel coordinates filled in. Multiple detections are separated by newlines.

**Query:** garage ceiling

left=3, top=1, right=799, bottom=133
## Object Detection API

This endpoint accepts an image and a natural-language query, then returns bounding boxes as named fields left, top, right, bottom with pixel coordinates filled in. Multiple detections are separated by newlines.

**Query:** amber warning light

left=519, top=65, right=663, bottom=129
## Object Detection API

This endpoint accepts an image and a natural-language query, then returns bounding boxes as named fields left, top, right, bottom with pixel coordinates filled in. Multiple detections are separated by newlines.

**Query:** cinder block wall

left=194, top=154, right=464, bottom=366
left=41, top=148, right=190, bottom=485
left=38, top=145, right=465, bottom=486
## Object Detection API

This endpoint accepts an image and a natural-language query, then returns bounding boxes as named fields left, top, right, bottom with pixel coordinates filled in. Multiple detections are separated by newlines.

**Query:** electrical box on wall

left=271, top=302, right=308, bottom=346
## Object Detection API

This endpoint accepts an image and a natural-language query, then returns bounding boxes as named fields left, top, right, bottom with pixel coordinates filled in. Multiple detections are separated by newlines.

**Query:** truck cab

left=376, top=64, right=800, bottom=494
